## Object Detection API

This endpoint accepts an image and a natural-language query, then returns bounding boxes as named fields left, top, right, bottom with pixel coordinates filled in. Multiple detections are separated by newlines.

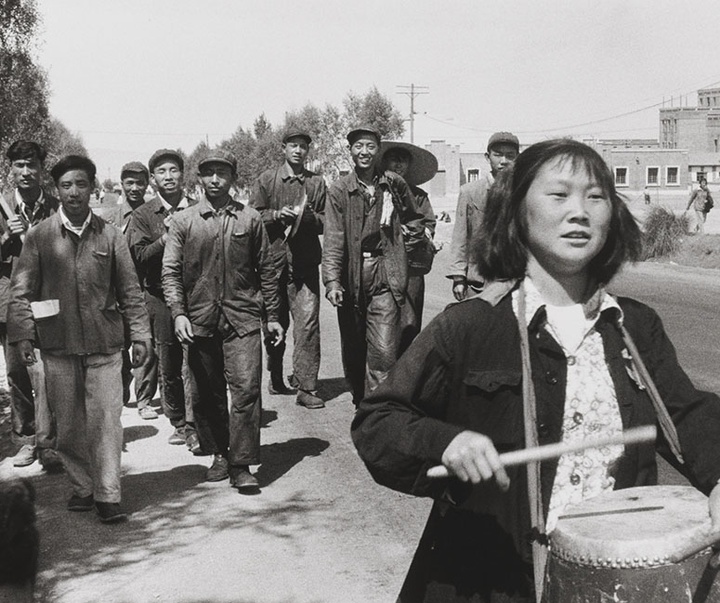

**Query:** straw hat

left=379, top=141, right=438, bottom=186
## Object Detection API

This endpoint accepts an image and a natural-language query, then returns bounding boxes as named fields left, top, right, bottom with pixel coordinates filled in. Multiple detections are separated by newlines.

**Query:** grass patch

left=641, top=207, right=689, bottom=259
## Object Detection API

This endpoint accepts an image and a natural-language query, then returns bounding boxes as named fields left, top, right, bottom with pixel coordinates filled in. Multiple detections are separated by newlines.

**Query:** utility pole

left=396, top=84, right=429, bottom=143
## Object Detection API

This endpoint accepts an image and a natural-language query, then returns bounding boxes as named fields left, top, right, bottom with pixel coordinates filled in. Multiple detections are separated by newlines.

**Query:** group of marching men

left=0, top=126, right=519, bottom=523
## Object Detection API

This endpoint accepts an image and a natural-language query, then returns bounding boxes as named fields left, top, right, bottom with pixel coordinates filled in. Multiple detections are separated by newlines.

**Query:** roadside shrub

left=641, top=207, right=689, bottom=259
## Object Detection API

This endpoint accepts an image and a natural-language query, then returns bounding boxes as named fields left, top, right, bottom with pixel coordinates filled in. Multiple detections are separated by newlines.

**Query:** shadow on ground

left=31, top=435, right=331, bottom=602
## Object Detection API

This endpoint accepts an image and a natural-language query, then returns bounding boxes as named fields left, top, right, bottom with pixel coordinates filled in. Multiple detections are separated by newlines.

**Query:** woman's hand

left=441, top=430, right=510, bottom=491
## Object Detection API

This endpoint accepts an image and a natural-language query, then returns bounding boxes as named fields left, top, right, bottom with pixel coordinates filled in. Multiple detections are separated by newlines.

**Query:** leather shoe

left=206, top=454, right=229, bottom=482
left=95, top=502, right=127, bottom=524
left=230, top=465, right=259, bottom=492
left=267, top=379, right=294, bottom=395
left=13, top=444, right=36, bottom=467
left=39, top=448, right=64, bottom=472
left=67, top=494, right=94, bottom=512
left=296, top=390, right=325, bottom=409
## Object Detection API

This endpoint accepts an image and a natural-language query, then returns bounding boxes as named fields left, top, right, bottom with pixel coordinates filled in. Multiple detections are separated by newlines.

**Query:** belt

left=362, top=250, right=383, bottom=258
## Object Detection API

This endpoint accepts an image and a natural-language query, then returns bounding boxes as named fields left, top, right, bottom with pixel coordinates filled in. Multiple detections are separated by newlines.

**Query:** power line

left=396, top=84, right=429, bottom=143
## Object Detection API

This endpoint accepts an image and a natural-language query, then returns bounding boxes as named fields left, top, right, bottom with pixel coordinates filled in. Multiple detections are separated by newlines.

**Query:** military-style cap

left=148, top=149, right=184, bottom=173
left=120, top=161, right=149, bottom=180
left=198, top=149, right=237, bottom=174
left=282, top=128, right=312, bottom=144
left=347, top=125, right=382, bottom=146
left=486, top=132, right=519, bottom=153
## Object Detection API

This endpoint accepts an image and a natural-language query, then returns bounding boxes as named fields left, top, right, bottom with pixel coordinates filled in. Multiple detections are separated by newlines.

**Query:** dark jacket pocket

left=462, top=369, right=523, bottom=447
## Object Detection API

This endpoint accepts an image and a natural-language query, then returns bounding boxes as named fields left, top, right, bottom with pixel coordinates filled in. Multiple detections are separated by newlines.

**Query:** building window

left=665, top=166, right=679, bottom=186
left=614, top=166, right=628, bottom=187
left=467, top=169, right=479, bottom=182
left=646, top=167, right=659, bottom=186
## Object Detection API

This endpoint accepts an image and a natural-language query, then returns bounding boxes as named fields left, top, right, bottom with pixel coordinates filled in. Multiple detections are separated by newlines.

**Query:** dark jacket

left=7, top=212, right=151, bottom=355
left=0, top=190, right=59, bottom=321
left=161, top=196, right=280, bottom=338
left=249, top=163, right=326, bottom=276
left=127, top=196, right=195, bottom=297
left=322, top=171, right=424, bottom=306
left=351, top=284, right=720, bottom=602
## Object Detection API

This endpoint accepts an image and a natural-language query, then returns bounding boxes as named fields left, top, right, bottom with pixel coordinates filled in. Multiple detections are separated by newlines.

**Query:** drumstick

left=426, top=425, right=656, bottom=479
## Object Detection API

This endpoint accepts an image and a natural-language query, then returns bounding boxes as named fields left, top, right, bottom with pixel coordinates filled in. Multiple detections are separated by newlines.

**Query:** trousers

left=188, top=315, right=261, bottom=466
left=0, top=325, right=54, bottom=449
left=121, top=347, right=158, bottom=409
left=337, top=256, right=400, bottom=403
left=399, top=274, right=426, bottom=356
left=263, top=266, right=321, bottom=391
left=43, top=351, right=124, bottom=503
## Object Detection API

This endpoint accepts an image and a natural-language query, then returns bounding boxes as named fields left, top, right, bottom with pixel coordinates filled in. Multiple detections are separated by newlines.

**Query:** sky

left=35, top=0, right=720, bottom=181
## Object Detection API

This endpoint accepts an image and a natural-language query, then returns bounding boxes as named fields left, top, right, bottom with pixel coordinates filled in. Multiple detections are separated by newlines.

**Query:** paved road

left=3, top=250, right=718, bottom=603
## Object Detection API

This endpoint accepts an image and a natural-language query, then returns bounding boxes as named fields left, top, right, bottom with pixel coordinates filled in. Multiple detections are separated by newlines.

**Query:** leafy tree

left=42, top=118, right=88, bottom=162
left=343, top=86, right=405, bottom=140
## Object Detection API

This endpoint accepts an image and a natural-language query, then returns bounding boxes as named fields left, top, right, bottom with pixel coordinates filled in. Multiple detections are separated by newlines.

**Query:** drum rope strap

left=619, top=324, right=684, bottom=465
left=517, top=282, right=548, bottom=603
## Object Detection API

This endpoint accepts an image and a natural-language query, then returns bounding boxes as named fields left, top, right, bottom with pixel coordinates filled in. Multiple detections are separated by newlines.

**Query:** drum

left=544, top=486, right=720, bottom=602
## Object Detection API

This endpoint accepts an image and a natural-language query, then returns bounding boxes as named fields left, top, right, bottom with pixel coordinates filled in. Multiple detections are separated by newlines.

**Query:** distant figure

left=379, top=140, right=438, bottom=354
left=249, top=129, right=327, bottom=409
left=0, top=140, right=61, bottom=472
left=686, top=178, right=713, bottom=234
left=0, top=480, right=37, bottom=603
left=129, top=149, right=199, bottom=450
left=109, top=161, right=159, bottom=419
left=446, top=132, right=519, bottom=300
left=643, top=186, right=651, bottom=205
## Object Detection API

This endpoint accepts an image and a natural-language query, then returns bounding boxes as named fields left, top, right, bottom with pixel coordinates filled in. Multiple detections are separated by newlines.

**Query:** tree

left=42, top=118, right=88, bottom=162
left=343, top=86, right=405, bottom=140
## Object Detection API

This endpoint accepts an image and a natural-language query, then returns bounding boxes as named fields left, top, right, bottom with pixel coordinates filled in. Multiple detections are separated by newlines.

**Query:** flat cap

left=347, top=126, right=382, bottom=146
left=198, top=149, right=237, bottom=174
left=282, top=128, right=312, bottom=144
left=486, top=132, right=519, bottom=153
left=148, top=149, right=184, bottom=173
left=120, top=161, right=149, bottom=180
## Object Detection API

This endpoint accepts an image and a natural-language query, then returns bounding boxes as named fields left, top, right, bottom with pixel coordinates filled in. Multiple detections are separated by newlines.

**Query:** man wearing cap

left=249, top=129, right=326, bottom=409
left=322, top=126, right=424, bottom=405
left=8, top=154, right=151, bottom=523
left=128, top=149, right=199, bottom=448
left=446, top=131, right=519, bottom=300
left=108, top=161, right=159, bottom=419
left=0, top=140, right=61, bottom=471
left=379, top=141, right=438, bottom=354
left=163, top=149, right=282, bottom=492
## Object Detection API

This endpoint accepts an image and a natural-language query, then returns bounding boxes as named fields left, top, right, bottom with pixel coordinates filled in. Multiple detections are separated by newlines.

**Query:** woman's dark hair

left=50, top=155, right=97, bottom=185
left=477, top=138, right=642, bottom=284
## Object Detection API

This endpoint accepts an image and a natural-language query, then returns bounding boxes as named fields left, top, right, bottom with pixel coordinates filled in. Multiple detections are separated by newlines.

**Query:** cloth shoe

left=138, top=406, right=158, bottom=420
left=95, top=502, right=128, bottom=524
left=38, top=448, right=64, bottom=472
left=185, top=430, right=203, bottom=456
left=206, top=454, right=229, bottom=482
left=168, top=426, right=186, bottom=445
left=296, top=390, right=325, bottom=409
left=12, top=444, right=36, bottom=467
left=229, top=465, right=259, bottom=492
left=67, top=494, right=94, bottom=512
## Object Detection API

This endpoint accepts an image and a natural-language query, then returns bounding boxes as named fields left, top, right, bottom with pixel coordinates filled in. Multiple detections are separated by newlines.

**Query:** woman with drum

left=351, top=139, right=720, bottom=603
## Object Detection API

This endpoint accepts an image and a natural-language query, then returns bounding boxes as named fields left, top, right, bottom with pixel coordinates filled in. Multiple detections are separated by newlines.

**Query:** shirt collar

left=59, top=206, right=92, bottom=237
left=15, top=188, right=45, bottom=217
left=157, top=192, right=190, bottom=212
left=197, top=195, right=242, bottom=217
left=280, top=162, right=305, bottom=183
